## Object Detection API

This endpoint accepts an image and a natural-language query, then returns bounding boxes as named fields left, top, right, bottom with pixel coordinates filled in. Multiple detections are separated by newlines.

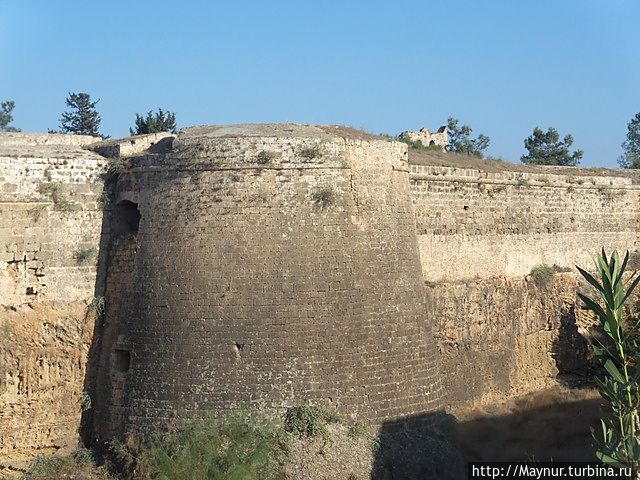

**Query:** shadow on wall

left=371, top=411, right=465, bottom=480
left=550, top=302, right=590, bottom=380
left=79, top=185, right=142, bottom=449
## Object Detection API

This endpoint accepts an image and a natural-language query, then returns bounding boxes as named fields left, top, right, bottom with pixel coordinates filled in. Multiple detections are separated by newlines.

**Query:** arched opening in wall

left=429, top=140, right=435, bottom=146
left=111, top=200, right=140, bottom=235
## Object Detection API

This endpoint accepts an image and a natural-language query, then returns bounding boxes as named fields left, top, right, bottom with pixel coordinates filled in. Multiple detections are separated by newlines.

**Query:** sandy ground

left=455, top=382, right=603, bottom=463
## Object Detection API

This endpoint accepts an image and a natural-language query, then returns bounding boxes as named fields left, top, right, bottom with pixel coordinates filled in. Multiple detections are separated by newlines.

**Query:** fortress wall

left=0, top=134, right=107, bottom=466
left=411, top=165, right=640, bottom=282
left=93, top=127, right=444, bottom=441
left=410, top=164, right=640, bottom=409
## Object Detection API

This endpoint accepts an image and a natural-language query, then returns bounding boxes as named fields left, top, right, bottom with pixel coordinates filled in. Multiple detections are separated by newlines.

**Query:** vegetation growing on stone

left=299, top=145, right=323, bottom=160
left=347, top=421, right=368, bottom=439
left=311, top=186, right=338, bottom=209
left=254, top=150, right=278, bottom=164
left=74, top=247, right=98, bottom=262
left=529, top=264, right=572, bottom=287
left=515, top=174, right=529, bottom=187
left=38, top=181, right=80, bottom=211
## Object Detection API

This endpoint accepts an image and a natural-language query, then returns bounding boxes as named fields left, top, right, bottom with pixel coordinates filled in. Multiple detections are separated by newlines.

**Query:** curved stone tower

left=92, top=125, right=443, bottom=440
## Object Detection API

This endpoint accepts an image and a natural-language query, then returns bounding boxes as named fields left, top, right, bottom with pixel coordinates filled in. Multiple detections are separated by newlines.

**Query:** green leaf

left=603, top=359, right=626, bottom=384
left=596, top=451, right=624, bottom=467
left=621, top=273, right=640, bottom=306
left=577, top=266, right=603, bottom=293
left=577, top=293, right=607, bottom=321
left=615, top=251, right=630, bottom=285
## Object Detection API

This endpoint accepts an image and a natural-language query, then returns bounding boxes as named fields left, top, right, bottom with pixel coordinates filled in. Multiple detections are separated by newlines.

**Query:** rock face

left=91, top=124, right=444, bottom=441
left=0, top=133, right=107, bottom=467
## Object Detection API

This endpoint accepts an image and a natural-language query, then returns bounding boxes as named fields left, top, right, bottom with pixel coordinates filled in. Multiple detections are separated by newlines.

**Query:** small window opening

left=113, top=349, right=131, bottom=373
left=112, top=200, right=140, bottom=235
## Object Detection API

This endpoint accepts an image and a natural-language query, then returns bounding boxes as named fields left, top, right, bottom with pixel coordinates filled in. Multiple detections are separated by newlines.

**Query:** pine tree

left=446, top=117, right=490, bottom=158
left=521, top=127, right=583, bottom=166
left=59, top=92, right=102, bottom=136
left=0, top=100, right=20, bottom=132
left=619, top=112, right=640, bottom=169
left=130, top=108, right=177, bottom=135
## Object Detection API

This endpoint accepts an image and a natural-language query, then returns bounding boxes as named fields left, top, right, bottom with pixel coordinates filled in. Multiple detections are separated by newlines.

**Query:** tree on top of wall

left=59, top=92, right=102, bottom=136
left=619, top=112, right=640, bottom=169
left=0, top=100, right=20, bottom=132
left=130, top=108, right=177, bottom=135
left=446, top=117, right=490, bottom=158
left=521, top=127, right=583, bottom=166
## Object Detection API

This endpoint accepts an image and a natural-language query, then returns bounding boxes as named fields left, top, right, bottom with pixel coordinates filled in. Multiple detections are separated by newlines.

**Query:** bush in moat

left=143, top=411, right=288, bottom=480
left=284, top=405, right=342, bottom=442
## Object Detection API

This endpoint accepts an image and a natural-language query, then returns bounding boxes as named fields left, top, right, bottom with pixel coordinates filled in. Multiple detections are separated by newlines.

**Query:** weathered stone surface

left=0, top=132, right=106, bottom=467
left=88, top=132, right=175, bottom=158
left=92, top=125, right=444, bottom=441
left=1, top=125, right=639, bottom=472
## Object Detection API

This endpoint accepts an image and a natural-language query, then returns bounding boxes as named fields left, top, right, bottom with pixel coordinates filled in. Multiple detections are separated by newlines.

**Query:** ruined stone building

left=400, top=125, right=448, bottom=147
left=0, top=125, right=639, bottom=467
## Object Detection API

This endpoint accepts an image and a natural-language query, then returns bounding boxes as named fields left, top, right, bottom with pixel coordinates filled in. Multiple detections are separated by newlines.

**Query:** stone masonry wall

left=0, top=133, right=107, bottom=467
left=92, top=125, right=445, bottom=442
left=410, top=163, right=640, bottom=409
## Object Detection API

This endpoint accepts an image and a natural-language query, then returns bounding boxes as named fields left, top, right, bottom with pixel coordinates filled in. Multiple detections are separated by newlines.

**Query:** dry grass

left=409, top=147, right=640, bottom=181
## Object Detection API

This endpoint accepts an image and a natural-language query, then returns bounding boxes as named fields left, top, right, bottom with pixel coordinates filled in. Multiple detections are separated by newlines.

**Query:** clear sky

left=1, top=0, right=638, bottom=167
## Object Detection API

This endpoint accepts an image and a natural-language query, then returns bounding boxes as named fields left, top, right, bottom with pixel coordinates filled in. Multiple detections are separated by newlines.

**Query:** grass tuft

left=311, top=187, right=338, bottom=209
left=73, top=247, right=98, bottom=263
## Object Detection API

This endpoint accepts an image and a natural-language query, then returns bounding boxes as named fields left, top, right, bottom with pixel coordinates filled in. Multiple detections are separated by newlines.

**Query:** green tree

left=0, top=100, right=20, bottom=132
left=59, top=92, right=102, bottom=136
left=619, top=113, right=640, bottom=169
left=577, top=250, right=640, bottom=474
left=130, top=108, right=177, bottom=135
left=446, top=117, right=490, bottom=158
left=521, top=127, right=583, bottom=166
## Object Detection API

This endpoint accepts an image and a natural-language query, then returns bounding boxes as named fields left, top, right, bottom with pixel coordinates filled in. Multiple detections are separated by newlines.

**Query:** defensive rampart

left=1, top=126, right=639, bottom=467
left=409, top=159, right=640, bottom=409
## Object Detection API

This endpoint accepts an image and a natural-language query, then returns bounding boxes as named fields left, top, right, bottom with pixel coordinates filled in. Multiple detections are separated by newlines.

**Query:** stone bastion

left=90, top=124, right=444, bottom=441
left=2, top=125, right=639, bottom=468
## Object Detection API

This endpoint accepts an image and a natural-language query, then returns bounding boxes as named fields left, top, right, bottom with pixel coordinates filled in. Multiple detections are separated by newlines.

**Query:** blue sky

left=1, top=0, right=638, bottom=167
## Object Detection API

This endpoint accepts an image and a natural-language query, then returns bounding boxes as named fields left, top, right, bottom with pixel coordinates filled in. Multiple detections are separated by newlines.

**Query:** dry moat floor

left=4, top=381, right=603, bottom=479
left=455, top=381, right=602, bottom=463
